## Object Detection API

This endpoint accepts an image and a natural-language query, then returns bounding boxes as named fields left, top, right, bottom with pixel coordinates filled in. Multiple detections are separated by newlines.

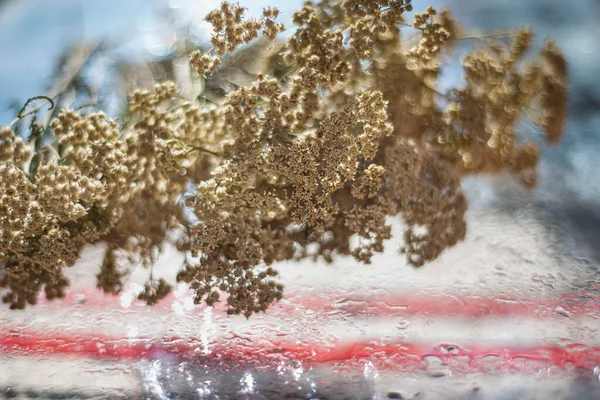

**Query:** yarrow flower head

left=0, top=0, right=567, bottom=316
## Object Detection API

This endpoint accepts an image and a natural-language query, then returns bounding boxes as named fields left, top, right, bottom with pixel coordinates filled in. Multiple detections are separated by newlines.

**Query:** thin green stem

left=458, top=32, right=517, bottom=40
left=9, top=96, right=55, bottom=128
left=76, top=103, right=96, bottom=111
left=185, top=145, right=221, bottom=157
left=456, top=33, right=517, bottom=50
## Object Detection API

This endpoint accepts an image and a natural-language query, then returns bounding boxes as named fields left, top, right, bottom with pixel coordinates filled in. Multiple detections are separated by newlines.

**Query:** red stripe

left=37, top=289, right=600, bottom=319
left=4, top=290, right=599, bottom=373
left=1, top=332, right=599, bottom=373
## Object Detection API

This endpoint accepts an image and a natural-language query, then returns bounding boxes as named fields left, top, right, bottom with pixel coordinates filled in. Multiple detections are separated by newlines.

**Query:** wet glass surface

left=1, top=0, right=600, bottom=398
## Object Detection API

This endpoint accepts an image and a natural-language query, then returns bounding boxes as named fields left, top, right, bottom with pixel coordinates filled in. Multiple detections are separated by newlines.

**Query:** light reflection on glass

left=240, top=371, right=255, bottom=394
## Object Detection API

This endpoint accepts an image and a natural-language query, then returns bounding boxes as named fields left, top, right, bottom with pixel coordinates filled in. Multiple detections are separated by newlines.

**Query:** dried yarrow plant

left=0, top=0, right=566, bottom=316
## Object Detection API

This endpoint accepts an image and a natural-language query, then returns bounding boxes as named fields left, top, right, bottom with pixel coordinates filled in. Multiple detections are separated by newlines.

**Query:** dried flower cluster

left=0, top=0, right=567, bottom=316
left=407, top=6, right=451, bottom=61
left=189, top=2, right=285, bottom=76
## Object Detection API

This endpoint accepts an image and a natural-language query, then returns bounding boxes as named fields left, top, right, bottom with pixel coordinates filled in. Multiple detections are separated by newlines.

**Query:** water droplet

left=424, top=356, right=450, bottom=377
left=397, top=319, right=410, bottom=330
left=75, top=293, right=86, bottom=305
left=554, top=306, right=570, bottom=318
left=593, top=365, right=600, bottom=381
left=387, top=392, right=404, bottom=399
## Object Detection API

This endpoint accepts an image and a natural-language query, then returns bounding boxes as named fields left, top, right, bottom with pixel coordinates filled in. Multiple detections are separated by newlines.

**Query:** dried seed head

left=1, top=0, right=567, bottom=317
